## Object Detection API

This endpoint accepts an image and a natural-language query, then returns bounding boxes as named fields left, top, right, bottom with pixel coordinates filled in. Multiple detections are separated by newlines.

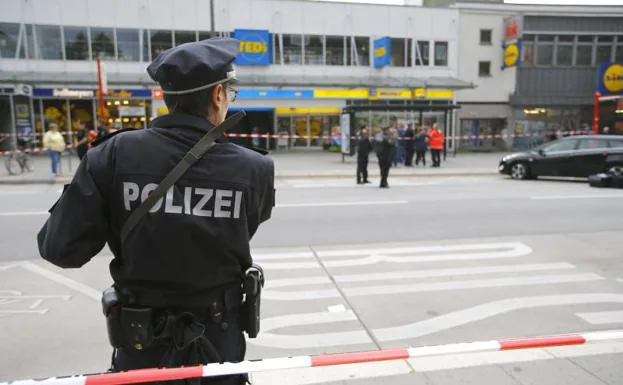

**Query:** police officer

left=356, top=125, right=372, bottom=184
left=37, top=38, right=275, bottom=385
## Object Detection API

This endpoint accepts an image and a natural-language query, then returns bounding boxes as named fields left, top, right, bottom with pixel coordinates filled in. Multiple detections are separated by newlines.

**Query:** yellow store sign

left=413, top=88, right=454, bottom=99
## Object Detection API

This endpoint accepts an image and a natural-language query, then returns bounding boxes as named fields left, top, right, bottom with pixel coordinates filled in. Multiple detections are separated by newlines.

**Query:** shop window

left=273, top=34, right=281, bottom=64
left=142, top=30, right=150, bottom=61
left=105, top=99, right=150, bottom=130
left=555, top=40, right=572, bottom=66
left=596, top=44, right=613, bottom=64
left=17, top=24, right=34, bottom=59
left=150, top=30, right=172, bottom=59
left=347, top=36, right=369, bottom=66
left=616, top=42, right=623, bottom=63
left=390, top=38, right=406, bottom=67
left=64, top=26, right=89, bottom=60
left=42, top=99, right=69, bottom=133
left=117, top=29, right=140, bottom=62
left=175, top=30, right=196, bottom=46
left=478, top=61, right=491, bottom=76
left=480, top=29, right=492, bottom=45
left=282, top=34, right=303, bottom=65
left=434, top=41, right=448, bottom=66
left=69, top=100, right=95, bottom=132
left=91, top=27, right=115, bottom=60
left=415, top=40, right=429, bottom=66
left=304, top=35, right=323, bottom=65
left=0, top=23, right=20, bottom=59
left=535, top=36, right=553, bottom=66
left=34, top=25, right=63, bottom=60
left=325, top=35, right=344, bottom=66
left=575, top=45, right=593, bottom=65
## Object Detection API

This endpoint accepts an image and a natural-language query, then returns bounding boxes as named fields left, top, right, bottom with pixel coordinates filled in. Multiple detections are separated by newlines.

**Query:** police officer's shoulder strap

left=120, top=111, right=246, bottom=244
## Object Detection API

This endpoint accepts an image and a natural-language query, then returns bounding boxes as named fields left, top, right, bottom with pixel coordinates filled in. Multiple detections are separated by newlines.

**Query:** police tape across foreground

left=2, top=330, right=622, bottom=385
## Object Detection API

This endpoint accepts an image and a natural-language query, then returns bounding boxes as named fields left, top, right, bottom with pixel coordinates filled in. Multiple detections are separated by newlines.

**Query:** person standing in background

left=428, top=124, right=445, bottom=168
left=42, top=122, right=65, bottom=176
left=377, top=127, right=394, bottom=188
left=356, top=126, right=373, bottom=184
left=73, top=121, right=89, bottom=160
left=414, top=126, right=428, bottom=167
left=404, top=123, right=415, bottom=166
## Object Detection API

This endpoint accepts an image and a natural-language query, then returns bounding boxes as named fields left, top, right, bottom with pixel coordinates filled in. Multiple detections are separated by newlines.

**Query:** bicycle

left=4, top=137, right=36, bottom=175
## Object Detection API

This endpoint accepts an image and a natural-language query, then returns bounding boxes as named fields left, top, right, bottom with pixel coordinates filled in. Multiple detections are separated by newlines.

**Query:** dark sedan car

left=499, top=135, right=623, bottom=180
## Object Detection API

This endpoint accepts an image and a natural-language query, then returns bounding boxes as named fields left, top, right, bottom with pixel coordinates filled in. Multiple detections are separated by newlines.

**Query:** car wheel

left=606, top=164, right=623, bottom=176
left=510, top=162, right=529, bottom=180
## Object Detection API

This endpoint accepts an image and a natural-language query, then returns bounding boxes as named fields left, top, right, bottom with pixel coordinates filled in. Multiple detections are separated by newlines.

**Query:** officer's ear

left=211, top=84, right=226, bottom=108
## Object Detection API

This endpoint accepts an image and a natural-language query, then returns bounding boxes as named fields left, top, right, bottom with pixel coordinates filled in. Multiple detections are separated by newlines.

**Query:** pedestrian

left=404, top=123, right=415, bottom=166
left=42, top=122, right=65, bottom=176
left=37, top=38, right=275, bottom=385
left=356, top=125, right=372, bottom=184
left=73, top=121, right=89, bottom=160
left=428, top=124, right=445, bottom=167
left=376, top=126, right=393, bottom=188
left=414, top=126, right=428, bottom=167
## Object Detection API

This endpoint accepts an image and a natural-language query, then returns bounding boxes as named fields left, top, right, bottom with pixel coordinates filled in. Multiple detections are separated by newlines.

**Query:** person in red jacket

left=428, top=124, right=445, bottom=167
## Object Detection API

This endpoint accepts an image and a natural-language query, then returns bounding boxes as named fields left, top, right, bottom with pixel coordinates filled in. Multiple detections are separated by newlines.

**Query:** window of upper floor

left=522, top=33, right=621, bottom=68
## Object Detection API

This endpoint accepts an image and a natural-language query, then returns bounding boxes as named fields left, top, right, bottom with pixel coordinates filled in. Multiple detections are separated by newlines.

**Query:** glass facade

left=523, top=33, right=622, bottom=68
left=0, top=21, right=450, bottom=68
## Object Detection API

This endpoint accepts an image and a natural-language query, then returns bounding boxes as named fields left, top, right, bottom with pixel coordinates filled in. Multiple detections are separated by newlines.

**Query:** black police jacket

left=37, top=113, right=275, bottom=307
left=356, top=137, right=373, bottom=159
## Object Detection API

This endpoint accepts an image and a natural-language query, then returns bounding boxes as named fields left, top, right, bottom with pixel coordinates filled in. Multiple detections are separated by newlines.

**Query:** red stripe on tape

left=311, top=348, right=409, bottom=367
left=499, top=335, right=586, bottom=351
left=85, top=366, right=203, bottom=385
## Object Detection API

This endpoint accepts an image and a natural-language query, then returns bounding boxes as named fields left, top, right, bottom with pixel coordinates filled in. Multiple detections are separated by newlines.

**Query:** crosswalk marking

left=576, top=310, right=623, bottom=325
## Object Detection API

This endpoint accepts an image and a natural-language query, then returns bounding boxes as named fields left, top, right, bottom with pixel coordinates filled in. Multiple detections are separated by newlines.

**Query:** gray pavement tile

left=500, top=359, right=609, bottom=385
left=567, top=354, right=623, bottom=385
left=425, top=366, right=519, bottom=385
left=308, top=372, right=433, bottom=385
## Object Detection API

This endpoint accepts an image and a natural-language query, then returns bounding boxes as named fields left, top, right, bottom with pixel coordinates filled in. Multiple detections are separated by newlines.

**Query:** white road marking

left=374, top=293, right=623, bottom=343
left=260, top=242, right=533, bottom=270
left=0, top=211, right=47, bottom=217
left=254, top=251, right=315, bottom=261
left=263, top=273, right=603, bottom=301
left=317, top=242, right=532, bottom=258
left=0, top=263, right=22, bottom=271
left=250, top=342, right=623, bottom=385
left=28, top=299, right=43, bottom=309
left=275, top=200, right=408, bottom=208
left=576, top=310, right=623, bottom=325
left=265, top=263, right=576, bottom=289
left=617, top=278, right=623, bottom=284
left=253, top=294, right=623, bottom=349
left=20, top=262, right=102, bottom=301
left=531, top=194, right=623, bottom=200
left=327, top=304, right=346, bottom=313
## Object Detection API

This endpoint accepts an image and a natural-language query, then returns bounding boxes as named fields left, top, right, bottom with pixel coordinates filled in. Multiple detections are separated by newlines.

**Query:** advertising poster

left=340, top=113, right=350, bottom=155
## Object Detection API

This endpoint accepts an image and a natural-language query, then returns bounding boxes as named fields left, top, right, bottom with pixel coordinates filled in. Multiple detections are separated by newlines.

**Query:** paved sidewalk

left=0, top=149, right=505, bottom=184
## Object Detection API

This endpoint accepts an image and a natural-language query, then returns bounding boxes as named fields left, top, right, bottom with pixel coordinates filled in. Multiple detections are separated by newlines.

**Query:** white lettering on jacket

left=122, top=182, right=243, bottom=219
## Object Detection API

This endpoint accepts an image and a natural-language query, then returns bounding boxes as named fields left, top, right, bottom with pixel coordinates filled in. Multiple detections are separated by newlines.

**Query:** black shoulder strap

left=120, top=111, right=246, bottom=244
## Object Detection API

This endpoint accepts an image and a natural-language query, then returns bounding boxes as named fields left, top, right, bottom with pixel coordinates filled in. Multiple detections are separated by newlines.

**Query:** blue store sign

left=233, top=29, right=271, bottom=65
left=373, top=37, right=391, bottom=69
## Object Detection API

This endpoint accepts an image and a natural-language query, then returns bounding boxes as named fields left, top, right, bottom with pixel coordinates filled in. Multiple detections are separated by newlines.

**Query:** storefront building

left=453, top=2, right=623, bottom=152
left=510, top=10, right=623, bottom=150
left=0, top=0, right=471, bottom=152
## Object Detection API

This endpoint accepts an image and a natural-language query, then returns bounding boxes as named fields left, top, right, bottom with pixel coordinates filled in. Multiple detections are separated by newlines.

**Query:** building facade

left=0, top=0, right=473, bottom=152
left=454, top=2, right=623, bottom=152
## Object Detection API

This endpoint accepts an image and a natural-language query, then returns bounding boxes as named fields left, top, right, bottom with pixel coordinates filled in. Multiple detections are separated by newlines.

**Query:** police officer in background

left=356, top=125, right=372, bottom=184
left=376, top=126, right=394, bottom=188
left=37, top=38, right=275, bottom=385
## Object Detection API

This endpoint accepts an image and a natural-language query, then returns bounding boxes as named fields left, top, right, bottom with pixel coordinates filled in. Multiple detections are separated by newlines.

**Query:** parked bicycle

left=4, top=137, right=37, bottom=175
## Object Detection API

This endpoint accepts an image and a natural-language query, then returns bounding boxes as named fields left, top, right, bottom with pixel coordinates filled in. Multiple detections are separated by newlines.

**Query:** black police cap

left=147, top=37, right=239, bottom=95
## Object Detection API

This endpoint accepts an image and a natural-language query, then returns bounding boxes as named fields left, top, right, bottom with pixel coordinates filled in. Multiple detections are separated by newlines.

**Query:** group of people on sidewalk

left=41, top=120, right=114, bottom=176
left=356, top=118, right=446, bottom=188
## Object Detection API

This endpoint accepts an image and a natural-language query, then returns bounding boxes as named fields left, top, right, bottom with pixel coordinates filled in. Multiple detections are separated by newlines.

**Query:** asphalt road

left=0, top=174, right=622, bottom=384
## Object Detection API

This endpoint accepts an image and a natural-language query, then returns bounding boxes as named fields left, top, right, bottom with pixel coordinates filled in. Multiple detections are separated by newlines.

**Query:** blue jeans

left=48, top=150, right=61, bottom=175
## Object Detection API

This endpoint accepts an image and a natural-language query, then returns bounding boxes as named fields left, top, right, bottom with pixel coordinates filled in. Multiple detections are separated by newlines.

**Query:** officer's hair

left=163, top=85, right=222, bottom=118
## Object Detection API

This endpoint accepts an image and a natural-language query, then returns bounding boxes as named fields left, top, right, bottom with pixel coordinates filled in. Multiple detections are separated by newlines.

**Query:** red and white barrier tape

left=1, top=330, right=621, bottom=385
left=0, top=131, right=593, bottom=141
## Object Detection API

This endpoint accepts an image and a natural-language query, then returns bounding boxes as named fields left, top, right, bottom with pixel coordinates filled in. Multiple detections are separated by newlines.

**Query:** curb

left=0, top=170, right=500, bottom=185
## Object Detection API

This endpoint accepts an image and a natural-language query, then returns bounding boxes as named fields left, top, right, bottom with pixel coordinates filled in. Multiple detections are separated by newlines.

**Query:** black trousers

left=404, top=146, right=415, bottom=166
left=431, top=149, right=441, bottom=166
left=415, top=150, right=426, bottom=166
left=378, top=159, right=391, bottom=187
left=357, top=156, right=369, bottom=183
left=112, top=309, right=247, bottom=385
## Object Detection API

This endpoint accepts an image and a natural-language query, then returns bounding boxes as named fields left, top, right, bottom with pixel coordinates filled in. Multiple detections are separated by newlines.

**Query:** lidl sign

left=373, top=36, right=391, bottom=69
left=502, top=40, right=521, bottom=69
left=598, top=63, right=623, bottom=95
left=232, top=29, right=271, bottom=65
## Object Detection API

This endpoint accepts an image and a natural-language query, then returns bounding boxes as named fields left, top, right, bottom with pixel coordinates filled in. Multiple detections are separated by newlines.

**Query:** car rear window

left=608, top=139, right=623, bottom=148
